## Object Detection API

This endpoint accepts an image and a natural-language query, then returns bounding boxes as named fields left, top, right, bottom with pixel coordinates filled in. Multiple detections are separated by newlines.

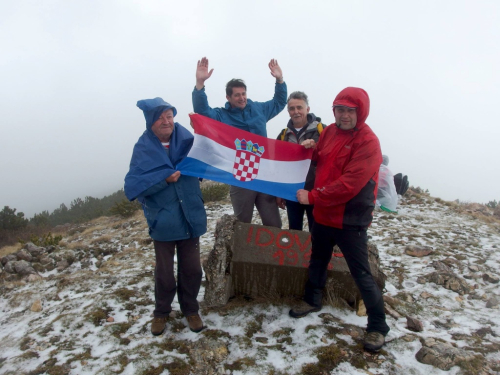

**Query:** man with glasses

left=289, top=87, right=390, bottom=352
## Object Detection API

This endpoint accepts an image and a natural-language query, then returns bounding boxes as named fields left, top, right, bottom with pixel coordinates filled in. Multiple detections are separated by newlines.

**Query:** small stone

left=13, top=260, right=37, bottom=276
left=106, top=317, right=115, bottom=322
left=482, top=273, right=499, bottom=284
left=455, top=296, right=463, bottom=302
left=16, top=249, right=33, bottom=262
left=27, top=274, right=42, bottom=282
left=321, top=336, right=328, bottom=343
left=406, top=316, right=423, bottom=332
left=3, top=262, right=15, bottom=274
left=56, top=260, right=70, bottom=271
left=357, top=300, right=367, bottom=316
left=486, top=297, right=499, bottom=308
left=385, top=304, right=402, bottom=319
left=1, top=254, right=17, bottom=266
left=255, top=337, right=268, bottom=344
left=405, top=245, right=433, bottom=257
left=31, top=299, right=43, bottom=312
left=420, top=292, right=432, bottom=299
left=468, top=265, right=480, bottom=272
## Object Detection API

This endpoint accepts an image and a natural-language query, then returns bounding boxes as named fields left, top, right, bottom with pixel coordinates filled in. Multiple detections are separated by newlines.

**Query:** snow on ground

left=0, top=190, right=499, bottom=374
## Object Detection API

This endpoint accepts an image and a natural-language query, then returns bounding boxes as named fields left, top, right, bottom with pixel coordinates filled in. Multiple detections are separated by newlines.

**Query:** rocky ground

left=0, top=188, right=499, bottom=375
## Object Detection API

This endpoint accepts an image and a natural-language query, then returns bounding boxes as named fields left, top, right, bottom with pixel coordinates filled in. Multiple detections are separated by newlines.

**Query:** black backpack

left=393, top=173, right=409, bottom=195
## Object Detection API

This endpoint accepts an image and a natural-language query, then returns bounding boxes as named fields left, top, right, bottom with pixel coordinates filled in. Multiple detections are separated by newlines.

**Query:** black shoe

left=289, top=300, right=321, bottom=318
left=364, top=331, right=385, bottom=352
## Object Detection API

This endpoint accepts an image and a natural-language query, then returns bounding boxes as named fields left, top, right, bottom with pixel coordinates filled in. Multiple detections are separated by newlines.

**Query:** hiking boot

left=186, top=314, right=205, bottom=333
left=364, top=331, right=385, bottom=352
left=289, top=300, right=321, bottom=318
left=151, top=316, right=168, bottom=336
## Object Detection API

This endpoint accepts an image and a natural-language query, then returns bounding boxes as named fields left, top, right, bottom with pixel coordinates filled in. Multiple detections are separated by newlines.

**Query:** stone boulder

left=24, top=243, right=45, bottom=257
left=13, top=260, right=37, bottom=276
left=1, top=254, right=17, bottom=266
left=16, top=249, right=33, bottom=262
left=417, top=271, right=472, bottom=295
left=203, top=214, right=385, bottom=307
left=416, top=337, right=484, bottom=371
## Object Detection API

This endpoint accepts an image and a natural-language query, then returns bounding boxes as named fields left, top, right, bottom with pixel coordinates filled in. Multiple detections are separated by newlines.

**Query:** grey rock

left=405, top=245, right=433, bottom=257
left=13, top=260, right=37, bottom=276
left=4, top=262, right=16, bottom=274
left=483, top=273, right=499, bottom=284
left=32, top=263, right=45, bottom=272
left=46, top=245, right=57, bottom=253
left=486, top=297, right=499, bottom=308
left=431, top=261, right=452, bottom=273
left=39, top=257, right=55, bottom=266
left=415, top=338, right=484, bottom=371
left=24, top=243, right=45, bottom=257
left=406, top=316, right=424, bottom=332
left=468, top=265, right=480, bottom=272
left=203, top=215, right=238, bottom=307
left=16, top=249, right=33, bottom=262
left=57, top=260, right=70, bottom=272
left=422, top=271, right=472, bottom=295
left=1, top=254, right=17, bottom=266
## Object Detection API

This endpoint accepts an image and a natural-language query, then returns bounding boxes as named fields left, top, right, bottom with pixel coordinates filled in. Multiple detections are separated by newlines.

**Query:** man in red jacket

left=289, top=87, right=390, bottom=352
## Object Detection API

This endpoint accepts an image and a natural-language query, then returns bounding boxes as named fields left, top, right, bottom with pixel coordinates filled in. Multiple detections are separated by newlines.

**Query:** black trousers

left=285, top=200, right=315, bottom=232
left=153, top=238, right=202, bottom=317
left=304, top=223, right=389, bottom=335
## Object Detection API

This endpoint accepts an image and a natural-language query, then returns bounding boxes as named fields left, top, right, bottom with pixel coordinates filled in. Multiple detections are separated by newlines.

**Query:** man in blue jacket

left=125, top=98, right=207, bottom=336
left=192, top=57, right=287, bottom=228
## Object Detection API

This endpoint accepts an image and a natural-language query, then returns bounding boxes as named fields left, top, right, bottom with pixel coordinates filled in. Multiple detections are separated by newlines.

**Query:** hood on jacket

left=137, top=97, right=177, bottom=130
left=332, top=87, right=370, bottom=127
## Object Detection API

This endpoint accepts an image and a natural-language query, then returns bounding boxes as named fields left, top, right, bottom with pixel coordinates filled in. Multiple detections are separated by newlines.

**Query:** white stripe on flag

left=189, top=134, right=311, bottom=184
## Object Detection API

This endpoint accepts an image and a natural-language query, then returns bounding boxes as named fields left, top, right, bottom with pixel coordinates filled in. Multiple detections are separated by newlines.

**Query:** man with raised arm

left=192, top=57, right=287, bottom=228
left=289, top=87, right=390, bottom=353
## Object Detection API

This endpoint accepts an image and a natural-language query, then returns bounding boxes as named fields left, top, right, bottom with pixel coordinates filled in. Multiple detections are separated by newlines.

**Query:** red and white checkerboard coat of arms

left=232, top=139, right=265, bottom=182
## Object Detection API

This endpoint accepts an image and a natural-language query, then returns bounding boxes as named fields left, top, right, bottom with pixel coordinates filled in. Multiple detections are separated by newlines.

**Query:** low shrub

left=201, top=183, right=230, bottom=202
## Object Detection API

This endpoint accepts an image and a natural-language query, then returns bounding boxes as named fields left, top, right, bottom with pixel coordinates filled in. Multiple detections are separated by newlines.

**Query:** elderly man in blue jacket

left=125, top=98, right=207, bottom=336
left=192, top=57, right=287, bottom=228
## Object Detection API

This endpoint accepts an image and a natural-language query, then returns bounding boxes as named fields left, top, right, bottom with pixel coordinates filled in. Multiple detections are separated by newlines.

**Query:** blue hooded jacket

left=124, top=98, right=207, bottom=241
left=192, top=82, right=287, bottom=137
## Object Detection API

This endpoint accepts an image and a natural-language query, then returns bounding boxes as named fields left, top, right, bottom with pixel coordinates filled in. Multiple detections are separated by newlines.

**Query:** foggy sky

left=1, top=0, right=499, bottom=218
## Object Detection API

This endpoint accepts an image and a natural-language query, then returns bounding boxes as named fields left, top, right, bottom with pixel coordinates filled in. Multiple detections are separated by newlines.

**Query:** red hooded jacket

left=308, top=87, right=382, bottom=229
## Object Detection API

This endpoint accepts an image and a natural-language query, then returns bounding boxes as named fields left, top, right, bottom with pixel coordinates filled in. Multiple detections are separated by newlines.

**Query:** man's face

left=287, top=99, right=310, bottom=128
left=151, top=109, right=174, bottom=142
left=334, top=106, right=357, bottom=130
left=226, top=87, right=247, bottom=109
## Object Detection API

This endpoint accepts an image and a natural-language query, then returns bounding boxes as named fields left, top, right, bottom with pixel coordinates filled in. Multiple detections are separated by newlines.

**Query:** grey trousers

left=229, top=185, right=282, bottom=228
left=153, top=238, right=202, bottom=317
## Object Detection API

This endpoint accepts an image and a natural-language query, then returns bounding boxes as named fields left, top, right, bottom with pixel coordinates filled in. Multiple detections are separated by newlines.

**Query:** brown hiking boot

left=364, top=331, right=385, bottom=352
left=289, top=300, right=321, bottom=318
left=151, top=316, right=168, bottom=336
left=186, top=314, right=205, bottom=333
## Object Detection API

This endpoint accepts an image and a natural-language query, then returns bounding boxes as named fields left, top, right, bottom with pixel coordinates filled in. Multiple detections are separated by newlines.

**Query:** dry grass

left=0, top=243, right=22, bottom=258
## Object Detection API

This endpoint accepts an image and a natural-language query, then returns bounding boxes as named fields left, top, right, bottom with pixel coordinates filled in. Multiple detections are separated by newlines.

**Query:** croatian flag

left=177, top=114, right=313, bottom=202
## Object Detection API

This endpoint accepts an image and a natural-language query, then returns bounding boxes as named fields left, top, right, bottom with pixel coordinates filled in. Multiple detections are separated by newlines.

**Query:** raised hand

left=196, top=57, right=214, bottom=89
left=268, top=59, right=283, bottom=83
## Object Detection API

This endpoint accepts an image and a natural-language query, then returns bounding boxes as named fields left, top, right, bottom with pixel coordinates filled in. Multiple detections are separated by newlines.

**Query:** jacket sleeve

left=260, top=82, right=287, bottom=121
left=192, top=87, right=223, bottom=121
left=136, top=179, right=168, bottom=199
left=308, top=136, right=382, bottom=206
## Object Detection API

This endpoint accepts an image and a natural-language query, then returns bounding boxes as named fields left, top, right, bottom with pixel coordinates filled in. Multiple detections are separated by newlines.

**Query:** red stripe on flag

left=189, top=114, right=312, bottom=162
